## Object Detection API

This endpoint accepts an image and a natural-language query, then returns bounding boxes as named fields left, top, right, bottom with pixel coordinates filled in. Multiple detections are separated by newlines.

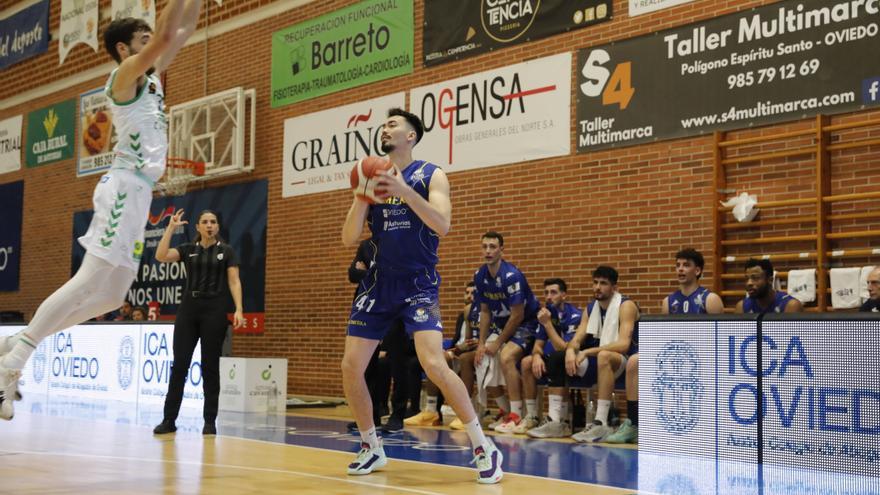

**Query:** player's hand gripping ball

left=350, top=156, right=396, bottom=204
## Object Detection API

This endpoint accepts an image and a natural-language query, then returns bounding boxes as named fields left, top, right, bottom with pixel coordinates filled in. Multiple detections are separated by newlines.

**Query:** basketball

left=350, top=156, right=395, bottom=204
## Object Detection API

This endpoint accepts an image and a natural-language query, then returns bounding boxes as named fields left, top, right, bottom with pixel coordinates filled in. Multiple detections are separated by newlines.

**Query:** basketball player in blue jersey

left=520, top=278, right=582, bottom=435
left=341, top=108, right=503, bottom=484
left=472, top=232, right=541, bottom=433
left=0, top=1, right=202, bottom=421
left=736, top=259, right=803, bottom=314
left=661, top=248, right=724, bottom=315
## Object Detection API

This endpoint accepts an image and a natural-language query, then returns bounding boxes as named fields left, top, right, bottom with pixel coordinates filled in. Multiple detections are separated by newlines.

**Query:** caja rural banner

left=423, top=0, right=611, bottom=66
left=282, top=92, right=405, bottom=198
left=576, top=0, right=880, bottom=151
left=409, top=52, right=570, bottom=171
left=78, top=87, right=117, bottom=177
left=26, top=100, right=76, bottom=167
left=0, top=181, right=23, bottom=292
left=270, top=0, right=413, bottom=107
left=639, top=317, right=880, bottom=493
left=72, top=180, right=267, bottom=333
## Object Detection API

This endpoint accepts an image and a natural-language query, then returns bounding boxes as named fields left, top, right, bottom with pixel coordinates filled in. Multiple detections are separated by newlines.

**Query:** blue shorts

left=506, top=318, right=538, bottom=353
left=347, top=266, right=443, bottom=340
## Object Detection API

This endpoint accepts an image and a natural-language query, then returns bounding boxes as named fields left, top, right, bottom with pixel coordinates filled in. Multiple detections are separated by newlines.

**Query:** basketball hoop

left=158, top=158, right=206, bottom=196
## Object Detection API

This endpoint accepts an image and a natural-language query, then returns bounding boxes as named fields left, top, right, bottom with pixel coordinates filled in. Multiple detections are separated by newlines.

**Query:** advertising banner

left=73, top=180, right=268, bottom=333
left=78, top=87, right=117, bottom=177
left=0, top=0, right=49, bottom=70
left=639, top=317, right=880, bottom=493
left=410, top=52, right=570, bottom=171
left=111, top=0, right=156, bottom=28
left=26, top=100, right=76, bottom=167
left=424, top=0, right=611, bottom=66
left=0, top=115, right=22, bottom=174
left=576, top=0, right=880, bottom=151
left=282, top=92, right=404, bottom=198
left=0, top=181, right=23, bottom=291
left=628, top=0, right=694, bottom=17
left=270, top=0, right=413, bottom=107
left=59, top=0, right=99, bottom=64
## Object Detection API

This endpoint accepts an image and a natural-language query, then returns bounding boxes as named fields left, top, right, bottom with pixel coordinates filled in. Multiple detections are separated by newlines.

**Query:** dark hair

left=481, top=231, right=504, bottom=246
left=676, top=248, right=705, bottom=278
left=593, top=266, right=619, bottom=284
left=193, top=210, right=225, bottom=244
left=104, top=18, right=152, bottom=63
left=388, top=107, right=424, bottom=144
left=544, top=278, right=568, bottom=292
left=466, top=281, right=475, bottom=288
left=131, top=306, right=148, bottom=318
left=745, top=259, right=774, bottom=279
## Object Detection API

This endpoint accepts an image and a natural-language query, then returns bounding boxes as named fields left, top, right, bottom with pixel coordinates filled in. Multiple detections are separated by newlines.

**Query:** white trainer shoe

left=0, top=365, right=21, bottom=421
left=347, top=442, right=387, bottom=475
left=472, top=438, right=504, bottom=484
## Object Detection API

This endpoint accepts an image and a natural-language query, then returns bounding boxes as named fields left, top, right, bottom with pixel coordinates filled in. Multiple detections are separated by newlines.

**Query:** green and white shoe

left=604, top=418, right=638, bottom=444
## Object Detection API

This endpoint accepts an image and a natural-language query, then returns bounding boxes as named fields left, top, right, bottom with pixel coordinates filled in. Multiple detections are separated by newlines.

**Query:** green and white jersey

left=105, top=69, right=168, bottom=184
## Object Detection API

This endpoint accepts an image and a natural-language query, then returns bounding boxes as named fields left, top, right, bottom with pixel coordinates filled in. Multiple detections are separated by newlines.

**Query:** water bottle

left=586, top=398, right=596, bottom=424
left=267, top=380, right=278, bottom=413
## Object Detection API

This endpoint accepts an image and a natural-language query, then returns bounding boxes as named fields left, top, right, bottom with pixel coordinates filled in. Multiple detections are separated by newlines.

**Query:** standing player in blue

left=736, top=259, right=803, bottom=314
left=473, top=232, right=541, bottom=433
left=0, top=0, right=202, bottom=420
left=341, top=108, right=503, bottom=484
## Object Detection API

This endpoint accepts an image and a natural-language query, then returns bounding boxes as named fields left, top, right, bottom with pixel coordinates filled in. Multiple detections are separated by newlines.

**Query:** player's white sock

left=510, top=400, right=523, bottom=417
left=360, top=426, right=381, bottom=450
left=595, top=399, right=612, bottom=426
left=1, top=334, right=37, bottom=370
left=494, top=395, right=510, bottom=413
left=463, top=417, right=490, bottom=450
left=424, top=395, right=438, bottom=413
left=525, top=399, right=537, bottom=418
left=548, top=394, right=566, bottom=422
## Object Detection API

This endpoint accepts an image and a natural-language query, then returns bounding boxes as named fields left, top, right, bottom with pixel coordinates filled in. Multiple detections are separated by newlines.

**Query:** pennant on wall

left=59, top=0, right=99, bottom=64
left=111, top=0, right=156, bottom=29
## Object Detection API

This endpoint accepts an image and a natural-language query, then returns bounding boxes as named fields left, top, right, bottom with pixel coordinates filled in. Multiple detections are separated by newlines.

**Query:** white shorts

left=78, top=169, right=153, bottom=272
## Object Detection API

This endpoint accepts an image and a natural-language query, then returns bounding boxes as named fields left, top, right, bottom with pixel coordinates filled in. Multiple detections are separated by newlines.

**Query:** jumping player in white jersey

left=0, top=0, right=202, bottom=420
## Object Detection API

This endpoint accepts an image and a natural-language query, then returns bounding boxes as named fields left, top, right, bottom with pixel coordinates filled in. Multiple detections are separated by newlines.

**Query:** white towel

left=587, top=292, right=622, bottom=347
left=830, top=267, right=861, bottom=309
left=861, top=266, right=876, bottom=303
left=475, top=333, right=505, bottom=407
left=787, top=269, right=816, bottom=303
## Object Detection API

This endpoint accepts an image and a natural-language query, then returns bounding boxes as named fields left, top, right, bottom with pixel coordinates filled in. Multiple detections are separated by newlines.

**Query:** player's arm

left=784, top=297, right=803, bottom=313
left=155, top=209, right=186, bottom=262
left=341, top=199, right=369, bottom=246
left=153, top=0, right=202, bottom=74
left=661, top=296, right=670, bottom=314
left=706, top=292, right=725, bottom=314
left=565, top=309, right=592, bottom=376
left=531, top=339, right=547, bottom=378
left=227, top=266, right=245, bottom=329
left=474, top=302, right=492, bottom=365
left=110, top=0, right=188, bottom=101
left=581, top=300, right=638, bottom=357
left=376, top=167, right=451, bottom=236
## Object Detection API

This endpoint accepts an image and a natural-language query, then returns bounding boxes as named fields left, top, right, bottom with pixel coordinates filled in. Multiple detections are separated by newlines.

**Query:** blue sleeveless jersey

left=473, top=260, right=540, bottom=333
left=668, top=286, right=711, bottom=314
left=536, top=302, right=583, bottom=354
left=743, top=290, right=795, bottom=314
left=466, top=302, right=481, bottom=339
left=367, top=161, right=440, bottom=272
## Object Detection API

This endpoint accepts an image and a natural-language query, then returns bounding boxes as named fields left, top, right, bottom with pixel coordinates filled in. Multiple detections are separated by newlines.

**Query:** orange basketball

left=350, top=156, right=394, bottom=204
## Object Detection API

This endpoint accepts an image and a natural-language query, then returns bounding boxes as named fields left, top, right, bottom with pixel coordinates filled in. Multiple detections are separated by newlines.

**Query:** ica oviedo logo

left=117, top=336, right=136, bottom=390
left=653, top=340, right=704, bottom=435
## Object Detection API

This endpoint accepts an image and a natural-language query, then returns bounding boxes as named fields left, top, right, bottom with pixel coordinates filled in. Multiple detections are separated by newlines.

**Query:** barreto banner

left=270, top=0, right=413, bottom=107
left=576, top=0, right=880, bottom=152
left=423, top=0, right=611, bottom=66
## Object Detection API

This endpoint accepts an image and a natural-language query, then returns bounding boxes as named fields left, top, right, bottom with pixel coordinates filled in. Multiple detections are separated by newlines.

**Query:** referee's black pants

left=163, top=295, right=228, bottom=423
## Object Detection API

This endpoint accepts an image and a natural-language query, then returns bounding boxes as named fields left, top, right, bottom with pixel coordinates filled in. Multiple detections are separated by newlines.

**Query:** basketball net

left=158, top=158, right=205, bottom=196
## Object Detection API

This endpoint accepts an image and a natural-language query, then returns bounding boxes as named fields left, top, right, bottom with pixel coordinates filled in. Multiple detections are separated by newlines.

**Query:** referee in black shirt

left=153, top=209, right=245, bottom=435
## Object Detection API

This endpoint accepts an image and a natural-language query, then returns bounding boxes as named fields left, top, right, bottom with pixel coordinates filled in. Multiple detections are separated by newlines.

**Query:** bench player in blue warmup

left=340, top=108, right=503, bottom=484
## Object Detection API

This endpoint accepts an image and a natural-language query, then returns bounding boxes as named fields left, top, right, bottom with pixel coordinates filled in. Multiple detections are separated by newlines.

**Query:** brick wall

left=1, top=0, right=878, bottom=397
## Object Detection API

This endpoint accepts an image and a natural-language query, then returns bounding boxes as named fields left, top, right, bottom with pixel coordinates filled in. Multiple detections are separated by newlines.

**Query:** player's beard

left=380, top=142, right=395, bottom=153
